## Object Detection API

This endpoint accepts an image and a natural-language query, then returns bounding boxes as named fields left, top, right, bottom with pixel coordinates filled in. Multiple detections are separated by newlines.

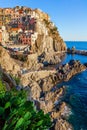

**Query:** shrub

left=0, top=89, right=52, bottom=130
left=53, top=26, right=57, bottom=31
left=0, top=80, right=6, bottom=96
left=12, top=76, right=20, bottom=85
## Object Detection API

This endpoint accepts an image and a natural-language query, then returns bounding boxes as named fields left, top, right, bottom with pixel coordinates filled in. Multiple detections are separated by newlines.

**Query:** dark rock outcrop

left=0, top=66, right=16, bottom=90
left=84, top=63, right=87, bottom=67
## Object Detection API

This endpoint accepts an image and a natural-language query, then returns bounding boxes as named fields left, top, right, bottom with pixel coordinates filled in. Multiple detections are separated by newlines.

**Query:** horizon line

left=64, top=40, right=87, bottom=42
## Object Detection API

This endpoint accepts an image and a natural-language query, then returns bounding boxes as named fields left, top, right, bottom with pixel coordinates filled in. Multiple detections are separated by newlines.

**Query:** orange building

left=3, top=8, right=14, bottom=15
left=0, top=21, right=3, bottom=26
left=10, top=28, right=20, bottom=32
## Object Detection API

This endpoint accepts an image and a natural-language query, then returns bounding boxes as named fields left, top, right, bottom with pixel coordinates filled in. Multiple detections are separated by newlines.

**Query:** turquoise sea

left=58, top=41, right=87, bottom=130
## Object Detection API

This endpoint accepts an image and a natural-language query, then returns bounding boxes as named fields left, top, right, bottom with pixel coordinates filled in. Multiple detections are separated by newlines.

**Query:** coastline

left=20, top=59, right=86, bottom=130
left=0, top=5, right=87, bottom=130
left=0, top=44, right=87, bottom=129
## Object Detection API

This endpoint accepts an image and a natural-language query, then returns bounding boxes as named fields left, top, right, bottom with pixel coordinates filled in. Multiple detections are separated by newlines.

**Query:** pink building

left=19, top=33, right=31, bottom=45
left=18, top=22, right=23, bottom=28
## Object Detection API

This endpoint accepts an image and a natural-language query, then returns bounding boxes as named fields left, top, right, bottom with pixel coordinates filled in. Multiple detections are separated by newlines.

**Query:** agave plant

left=0, top=89, right=52, bottom=130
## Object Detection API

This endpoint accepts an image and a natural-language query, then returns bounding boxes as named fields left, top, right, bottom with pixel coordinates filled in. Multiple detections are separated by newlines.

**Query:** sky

left=0, top=0, right=87, bottom=41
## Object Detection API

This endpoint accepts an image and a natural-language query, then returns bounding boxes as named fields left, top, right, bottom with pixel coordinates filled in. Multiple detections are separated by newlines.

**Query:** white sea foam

left=61, top=105, right=72, bottom=118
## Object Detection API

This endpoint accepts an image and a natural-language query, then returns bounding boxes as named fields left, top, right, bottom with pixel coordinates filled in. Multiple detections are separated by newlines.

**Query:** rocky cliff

left=0, top=6, right=67, bottom=66
left=31, top=13, right=66, bottom=54
left=29, top=8, right=67, bottom=65
left=0, top=46, right=20, bottom=75
left=20, top=60, right=86, bottom=130
left=23, top=53, right=43, bottom=70
left=0, top=66, right=16, bottom=90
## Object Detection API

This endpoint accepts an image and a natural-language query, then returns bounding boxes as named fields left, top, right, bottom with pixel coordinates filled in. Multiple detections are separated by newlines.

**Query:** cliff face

left=0, top=46, right=20, bottom=75
left=31, top=10, right=66, bottom=54
left=32, top=35, right=54, bottom=54
left=23, top=53, right=43, bottom=70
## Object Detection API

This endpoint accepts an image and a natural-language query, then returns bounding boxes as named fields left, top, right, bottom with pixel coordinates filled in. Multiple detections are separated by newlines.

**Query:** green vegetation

left=0, top=89, right=52, bottom=130
left=50, top=26, right=58, bottom=35
left=43, top=19, right=50, bottom=26
left=12, top=76, right=20, bottom=85
left=0, top=80, right=6, bottom=95
left=52, top=26, right=58, bottom=32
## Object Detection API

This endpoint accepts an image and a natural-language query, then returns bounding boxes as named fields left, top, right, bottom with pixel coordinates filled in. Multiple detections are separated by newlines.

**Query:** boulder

left=23, top=53, right=43, bottom=70
left=2, top=72, right=16, bottom=88
left=39, top=87, right=65, bottom=114
left=51, top=101, right=70, bottom=120
left=39, top=52, right=61, bottom=65
left=55, top=119, right=73, bottom=130
left=29, top=81, right=41, bottom=100
left=21, top=70, right=56, bottom=86
left=40, top=100, right=54, bottom=114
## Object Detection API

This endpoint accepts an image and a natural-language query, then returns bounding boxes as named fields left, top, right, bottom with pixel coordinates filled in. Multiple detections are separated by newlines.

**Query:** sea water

left=58, top=41, right=87, bottom=130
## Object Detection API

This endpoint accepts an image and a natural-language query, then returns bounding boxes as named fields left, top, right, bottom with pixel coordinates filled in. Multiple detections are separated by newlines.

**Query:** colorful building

left=0, top=7, right=39, bottom=45
left=3, top=8, right=14, bottom=15
left=18, top=32, right=31, bottom=45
